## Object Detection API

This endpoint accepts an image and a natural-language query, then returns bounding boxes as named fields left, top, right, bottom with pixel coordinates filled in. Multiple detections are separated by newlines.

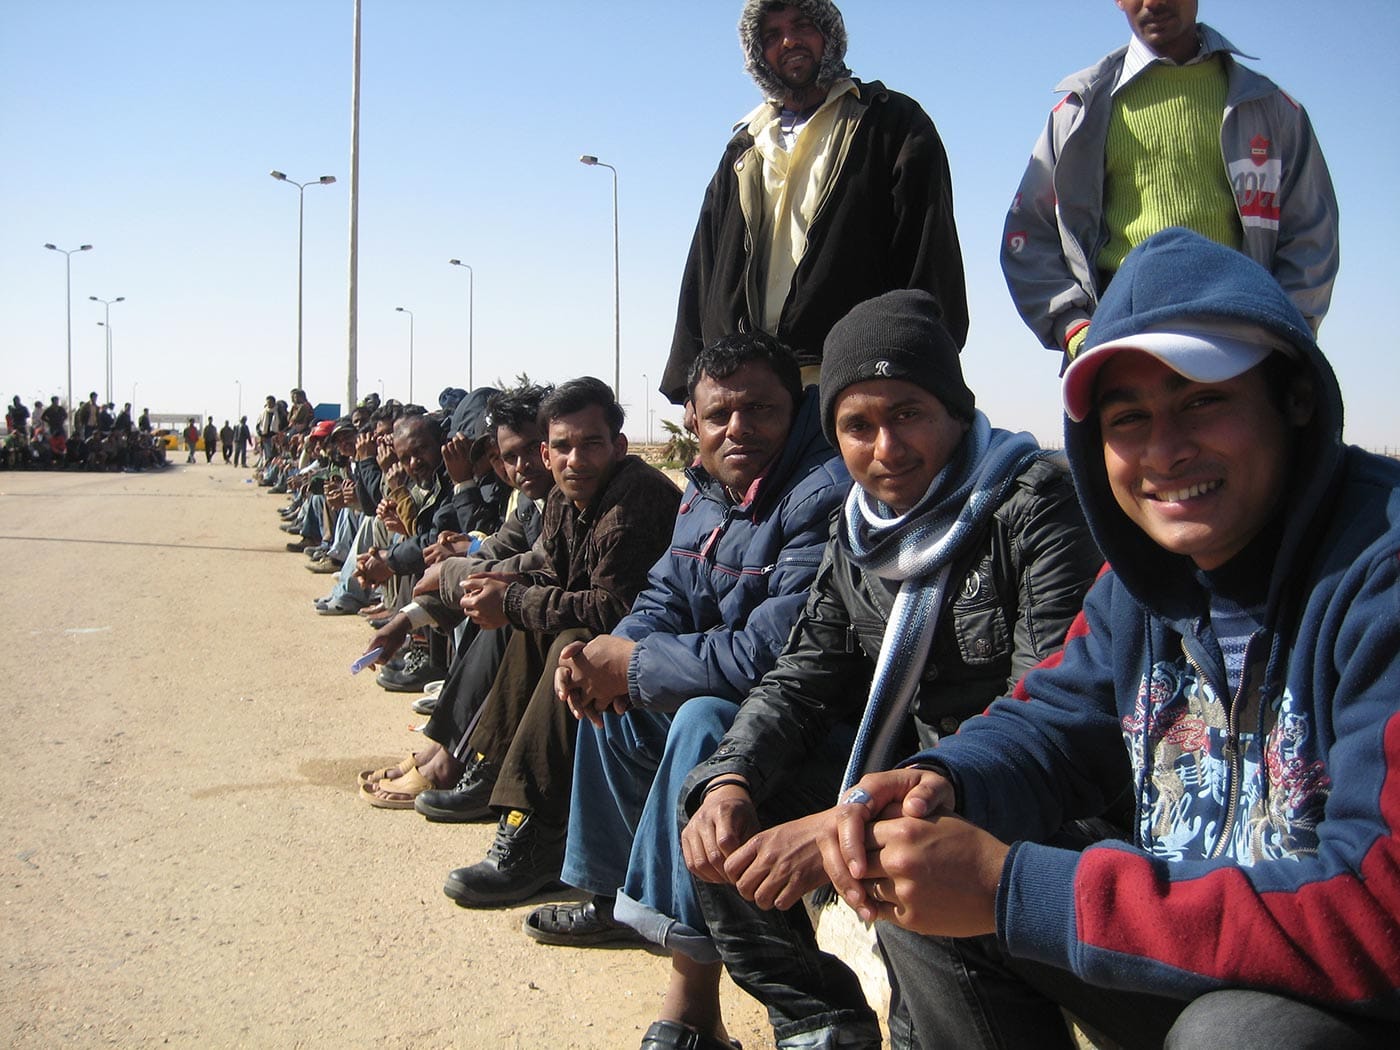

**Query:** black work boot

left=414, top=752, right=499, bottom=823
left=443, top=809, right=564, bottom=907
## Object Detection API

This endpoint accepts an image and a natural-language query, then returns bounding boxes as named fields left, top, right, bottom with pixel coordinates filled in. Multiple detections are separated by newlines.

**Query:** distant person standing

left=78, top=392, right=100, bottom=439
left=7, top=396, right=29, bottom=436
left=138, top=408, right=151, bottom=434
left=659, top=0, right=968, bottom=402
left=202, top=417, right=218, bottom=463
left=219, top=420, right=234, bottom=464
left=256, top=395, right=280, bottom=463
left=184, top=418, right=199, bottom=464
left=232, top=416, right=251, bottom=468
left=1001, top=0, right=1339, bottom=367
left=41, top=397, right=67, bottom=439
left=287, top=388, right=313, bottom=434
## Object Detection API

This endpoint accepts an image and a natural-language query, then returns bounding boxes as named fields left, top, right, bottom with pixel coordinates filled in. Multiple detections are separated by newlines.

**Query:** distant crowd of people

left=3, top=393, right=167, bottom=471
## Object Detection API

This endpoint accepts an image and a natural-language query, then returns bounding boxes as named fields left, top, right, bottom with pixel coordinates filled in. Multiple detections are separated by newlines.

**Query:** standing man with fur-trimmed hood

left=659, top=1, right=968, bottom=405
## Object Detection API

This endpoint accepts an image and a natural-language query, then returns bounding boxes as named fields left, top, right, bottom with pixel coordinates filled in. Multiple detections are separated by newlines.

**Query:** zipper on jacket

left=1181, top=631, right=1257, bottom=860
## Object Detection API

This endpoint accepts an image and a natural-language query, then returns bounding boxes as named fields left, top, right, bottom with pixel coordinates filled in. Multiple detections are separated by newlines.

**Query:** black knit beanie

left=819, top=289, right=973, bottom=445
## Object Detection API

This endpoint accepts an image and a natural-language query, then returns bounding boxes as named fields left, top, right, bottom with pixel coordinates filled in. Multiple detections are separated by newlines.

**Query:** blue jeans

left=876, top=926, right=1394, bottom=1050
left=564, top=696, right=739, bottom=963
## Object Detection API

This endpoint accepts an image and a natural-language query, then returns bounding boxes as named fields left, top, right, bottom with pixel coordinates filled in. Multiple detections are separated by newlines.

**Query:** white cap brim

left=1062, top=325, right=1283, bottom=423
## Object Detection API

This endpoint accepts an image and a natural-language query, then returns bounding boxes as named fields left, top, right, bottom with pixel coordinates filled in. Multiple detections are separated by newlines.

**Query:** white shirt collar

left=1114, top=28, right=1207, bottom=92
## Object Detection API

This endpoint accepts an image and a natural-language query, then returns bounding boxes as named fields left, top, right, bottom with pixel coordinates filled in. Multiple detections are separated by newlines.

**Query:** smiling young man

left=821, top=229, right=1400, bottom=1048
left=438, top=377, right=681, bottom=907
left=660, top=0, right=966, bottom=402
left=1001, top=0, right=1338, bottom=367
left=672, top=290, right=1100, bottom=1049
left=520, top=335, right=849, bottom=1050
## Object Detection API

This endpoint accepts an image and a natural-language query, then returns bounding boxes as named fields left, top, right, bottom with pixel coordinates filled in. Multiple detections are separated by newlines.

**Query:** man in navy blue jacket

left=529, top=333, right=850, bottom=1048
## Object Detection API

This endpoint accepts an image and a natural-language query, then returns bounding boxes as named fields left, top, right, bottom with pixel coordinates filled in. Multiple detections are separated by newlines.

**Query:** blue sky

left=2, top=1, right=1396, bottom=448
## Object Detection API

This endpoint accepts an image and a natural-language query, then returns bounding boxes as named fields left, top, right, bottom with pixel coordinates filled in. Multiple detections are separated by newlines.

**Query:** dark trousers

left=878, top=926, right=1394, bottom=1050
left=233, top=444, right=247, bottom=467
left=690, top=721, right=881, bottom=1048
left=466, top=626, right=590, bottom=826
left=423, top=624, right=512, bottom=758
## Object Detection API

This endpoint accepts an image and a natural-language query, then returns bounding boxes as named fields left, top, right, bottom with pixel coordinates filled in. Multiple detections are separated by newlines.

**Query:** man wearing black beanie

left=675, top=289, right=1101, bottom=1048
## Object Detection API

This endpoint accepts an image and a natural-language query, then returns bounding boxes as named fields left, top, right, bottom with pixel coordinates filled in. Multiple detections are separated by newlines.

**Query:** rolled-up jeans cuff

left=615, top=889, right=718, bottom=964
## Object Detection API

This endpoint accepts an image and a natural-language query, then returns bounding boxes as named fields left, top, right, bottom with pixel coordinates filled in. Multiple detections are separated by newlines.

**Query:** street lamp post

left=235, top=379, right=242, bottom=421
left=642, top=372, right=650, bottom=445
left=448, top=259, right=474, bottom=389
left=578, top=155, right=620, bottom=399
left=269, top=170, right=336, bottom=390
left=395, top=307, right=414, bottom=403
left=43, top=242, right=93, bottom=415
left=89, top=295, right=125, bottom=405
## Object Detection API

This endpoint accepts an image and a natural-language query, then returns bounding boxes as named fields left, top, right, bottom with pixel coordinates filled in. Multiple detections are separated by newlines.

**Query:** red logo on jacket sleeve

left=1250, top=135, right=1272, bottom=167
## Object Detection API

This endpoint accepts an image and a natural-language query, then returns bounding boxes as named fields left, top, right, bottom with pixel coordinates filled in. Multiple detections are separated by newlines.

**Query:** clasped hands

left=681, top=766, right=1009, bottom=938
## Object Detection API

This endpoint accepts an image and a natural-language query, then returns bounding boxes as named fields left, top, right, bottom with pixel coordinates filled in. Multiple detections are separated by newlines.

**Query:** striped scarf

left=837, top=412, right=1043, bottom=793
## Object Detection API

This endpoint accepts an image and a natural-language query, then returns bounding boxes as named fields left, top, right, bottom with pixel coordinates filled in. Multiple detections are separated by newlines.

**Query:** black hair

left=685, top=331, right=802, bottom=409
left=488, top=382, right=554, bottom=437
left=538, top=377, right=624, bottom=436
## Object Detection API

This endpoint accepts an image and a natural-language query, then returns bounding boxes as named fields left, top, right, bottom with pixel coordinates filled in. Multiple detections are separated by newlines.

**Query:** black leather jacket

left=682, top=455, right=1102, bottom=811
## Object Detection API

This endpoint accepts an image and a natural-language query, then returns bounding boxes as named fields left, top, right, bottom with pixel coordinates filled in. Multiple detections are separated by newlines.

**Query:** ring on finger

left=841, top=787, right=873, bottom=807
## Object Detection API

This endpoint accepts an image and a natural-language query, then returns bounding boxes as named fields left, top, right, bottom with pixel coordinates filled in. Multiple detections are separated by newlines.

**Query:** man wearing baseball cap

left=816, top=228, right=1399, bottom=1047
left=674, top=288, right=1100, bottom=1048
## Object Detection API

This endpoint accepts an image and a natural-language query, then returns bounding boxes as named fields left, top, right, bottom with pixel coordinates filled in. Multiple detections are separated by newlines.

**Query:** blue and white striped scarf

left=837, top=412, right=1043, bottom=794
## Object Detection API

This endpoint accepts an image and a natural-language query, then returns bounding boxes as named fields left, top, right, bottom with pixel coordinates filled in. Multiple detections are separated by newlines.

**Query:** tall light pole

left=89, top=295, right=125, bottom=405
left=43, top=242, right=93, bottom=415
left=269, top=170, right=336, bottom=390
left=395, top=306, right=414, bottom=403
left=642, top=372, right=650, bottom=445
left=448, top=259, right=474, bottom=389
left=235, top=379, right=242, bottom=421
left=578, top=155, right=620, bottom=399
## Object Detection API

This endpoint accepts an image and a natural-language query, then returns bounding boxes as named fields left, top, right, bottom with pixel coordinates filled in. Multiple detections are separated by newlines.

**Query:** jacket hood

left=1064, top=228, right=1345, bottom=625
left=687, top=384, right=837, bottom=515
left=738, top=0, right=851, bottom=102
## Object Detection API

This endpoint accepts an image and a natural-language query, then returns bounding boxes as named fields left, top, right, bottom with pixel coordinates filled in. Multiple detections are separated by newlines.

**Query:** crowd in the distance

left=3, top=393, right=169, bottom=471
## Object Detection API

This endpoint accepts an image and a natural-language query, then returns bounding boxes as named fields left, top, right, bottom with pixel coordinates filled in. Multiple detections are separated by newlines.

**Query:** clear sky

left=3, top=1, right=1396, bottom=448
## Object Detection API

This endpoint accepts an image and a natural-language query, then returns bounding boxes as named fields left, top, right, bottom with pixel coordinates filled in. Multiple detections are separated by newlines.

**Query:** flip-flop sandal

left=357, top=754, right=415, bottom=790
left=359, top=764, right=434, bottom=809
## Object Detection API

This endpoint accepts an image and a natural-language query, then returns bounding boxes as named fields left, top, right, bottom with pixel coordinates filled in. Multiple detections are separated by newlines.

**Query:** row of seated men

left=282, top=231, right=1396, bottom=1050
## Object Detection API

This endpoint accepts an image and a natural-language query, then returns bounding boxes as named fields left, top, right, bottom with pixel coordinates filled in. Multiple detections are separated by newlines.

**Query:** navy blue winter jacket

left=616, top=387, right=850, bottom=710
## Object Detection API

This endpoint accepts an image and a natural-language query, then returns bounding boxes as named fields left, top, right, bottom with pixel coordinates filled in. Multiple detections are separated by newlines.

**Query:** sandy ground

left=0, top=464, right=777, bottom=1049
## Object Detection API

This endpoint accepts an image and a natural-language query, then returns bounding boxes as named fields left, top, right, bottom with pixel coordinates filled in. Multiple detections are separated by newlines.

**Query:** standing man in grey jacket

left=1001, top=0, right=1339, bottom=367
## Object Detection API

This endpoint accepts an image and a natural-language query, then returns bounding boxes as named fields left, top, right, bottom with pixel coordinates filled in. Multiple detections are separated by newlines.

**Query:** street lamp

left=235, top=379, right=242, bottom=421
left=448, top=259, right=475, bottom=389
left=269, top=170, right=336, bottom=389
left=642, top=372, right=650, bottom=445
left=395, top=306, right=414, bottom=403
left=43, top=242, right=93, bottom=415
left=578, top=155, right=620, bottom=399
left=89, top=295, right=125, bottom=405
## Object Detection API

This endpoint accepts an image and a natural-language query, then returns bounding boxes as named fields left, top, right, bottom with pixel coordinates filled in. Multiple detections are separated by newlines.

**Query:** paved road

left=0, top=464, right=774, bottom=1049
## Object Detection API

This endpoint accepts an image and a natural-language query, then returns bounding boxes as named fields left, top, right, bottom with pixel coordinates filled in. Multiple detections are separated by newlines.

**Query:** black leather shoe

left=443, top=810, right=564, bottom=907
left=375, top=647, right=446, bottom=693
left=415, top=753, right=498, bottom=823
left=638, top=1020, right=741, bottom=1050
